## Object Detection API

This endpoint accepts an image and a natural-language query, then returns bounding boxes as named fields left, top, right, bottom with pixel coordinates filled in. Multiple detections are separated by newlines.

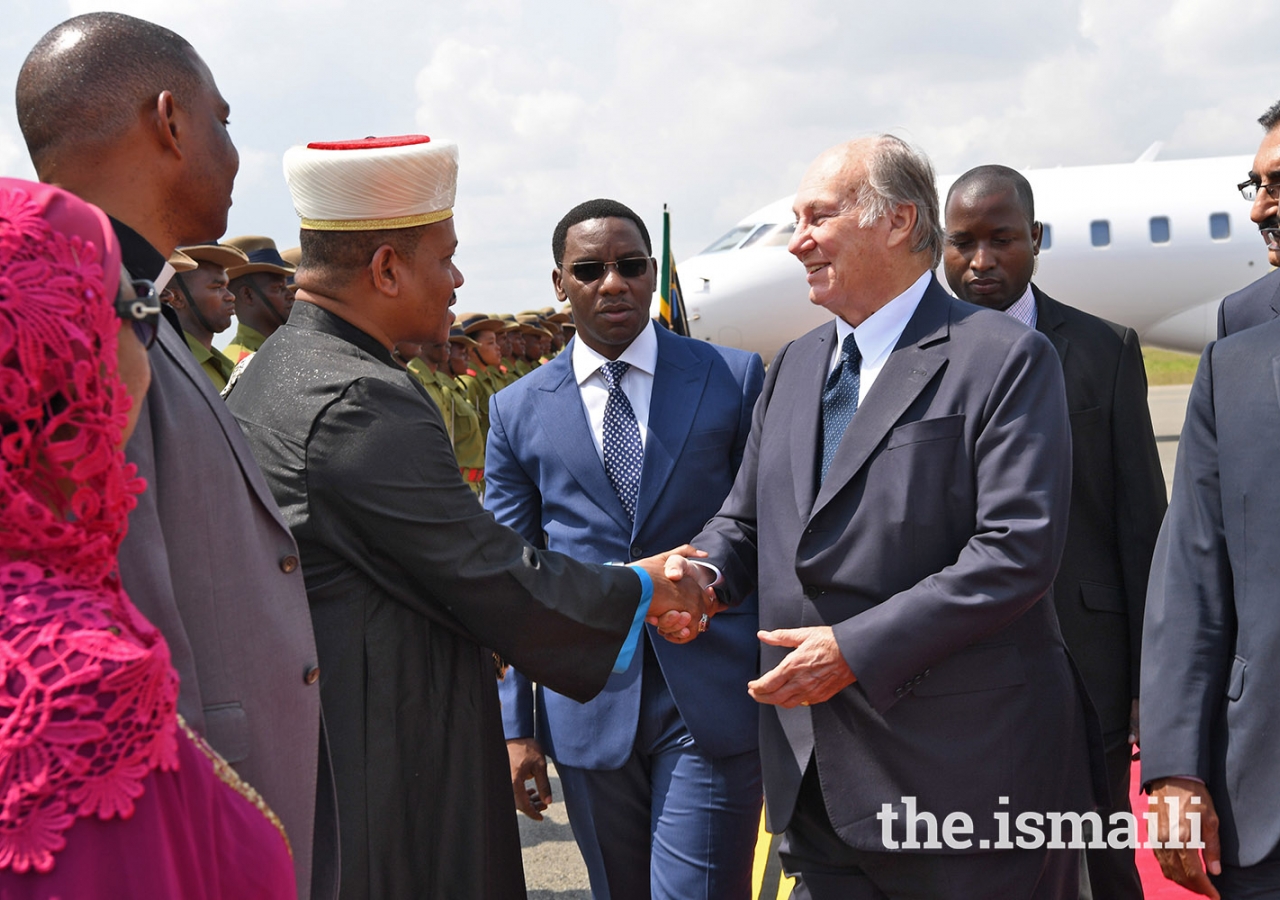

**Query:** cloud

left=2, top=0, right=1278, bottom=313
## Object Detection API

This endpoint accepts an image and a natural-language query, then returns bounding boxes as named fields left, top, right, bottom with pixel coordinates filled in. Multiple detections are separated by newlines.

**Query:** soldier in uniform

left=223, top=236, right=296, bottom=363
left=405, top=336, right=487, bottom=496
left=458, top=313, right=507, bottom=436
left=165, top=242, right=248, bottom=391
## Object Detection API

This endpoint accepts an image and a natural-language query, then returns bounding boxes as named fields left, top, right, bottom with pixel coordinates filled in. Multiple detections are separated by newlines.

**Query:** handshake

left=635, top=546, right=723, bottom=644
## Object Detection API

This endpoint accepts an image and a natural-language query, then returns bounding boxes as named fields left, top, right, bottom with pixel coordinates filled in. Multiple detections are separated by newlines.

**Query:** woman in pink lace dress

left=0, top=179, right=295, bottom=898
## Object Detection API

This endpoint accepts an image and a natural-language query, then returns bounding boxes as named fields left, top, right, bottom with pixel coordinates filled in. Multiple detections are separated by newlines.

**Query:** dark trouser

left=778, top=763, right=1080, bottom=900
left=1081, top=737, right=1144, bottom=899
left=1212, top=850, right=1280, bottom=898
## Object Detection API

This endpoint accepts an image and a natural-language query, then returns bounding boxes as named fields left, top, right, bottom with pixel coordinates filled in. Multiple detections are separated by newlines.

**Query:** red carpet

left=1131, top=763, right=1202, bottom=898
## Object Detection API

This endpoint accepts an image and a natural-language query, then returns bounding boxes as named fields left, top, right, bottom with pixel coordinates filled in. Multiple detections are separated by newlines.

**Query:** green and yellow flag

left=657, top=204, right=690, bottom=336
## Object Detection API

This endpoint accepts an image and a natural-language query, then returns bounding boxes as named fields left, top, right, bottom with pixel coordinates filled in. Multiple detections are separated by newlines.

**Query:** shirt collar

left=1003, top=284, right=1037, bottom=328
left=572, top=319, right=658, bottom=386
left=108, top=216, right=174, bottom=291
left=834, top=269, right=932, bottom=362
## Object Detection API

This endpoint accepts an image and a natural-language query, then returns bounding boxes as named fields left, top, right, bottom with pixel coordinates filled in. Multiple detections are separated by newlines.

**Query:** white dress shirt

left=828, top=269, right=931, bottom=403
left=571, top=319, right=658, bottom=463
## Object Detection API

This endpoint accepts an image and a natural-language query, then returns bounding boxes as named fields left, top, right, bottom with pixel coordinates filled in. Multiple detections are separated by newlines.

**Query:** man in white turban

left=225, top=134, right=714, bottom=899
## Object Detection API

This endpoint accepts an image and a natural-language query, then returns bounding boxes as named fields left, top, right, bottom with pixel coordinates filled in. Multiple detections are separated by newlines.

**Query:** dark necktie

left=820, top=332, right=862, bottom=483
left=601, top=360, right=642, bottom=521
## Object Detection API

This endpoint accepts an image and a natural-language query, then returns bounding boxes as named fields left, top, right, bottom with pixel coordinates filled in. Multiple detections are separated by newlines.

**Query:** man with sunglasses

left=485, top=198, right=766, bottom=900
left=1220, top=100, right=1280, bottom=337
left=167, top=243, right=247, bottom=391
left=223, top=235, right=297, bottom=364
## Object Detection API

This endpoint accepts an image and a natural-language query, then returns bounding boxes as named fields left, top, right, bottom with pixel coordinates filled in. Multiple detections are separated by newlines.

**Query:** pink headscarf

left=0, top=179, right=178, bottom=874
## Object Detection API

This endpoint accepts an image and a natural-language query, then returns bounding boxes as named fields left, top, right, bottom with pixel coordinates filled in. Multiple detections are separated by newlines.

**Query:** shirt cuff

left=688, top=559, right=723, bottom=588
left=612, top=567, right=653, bottom=673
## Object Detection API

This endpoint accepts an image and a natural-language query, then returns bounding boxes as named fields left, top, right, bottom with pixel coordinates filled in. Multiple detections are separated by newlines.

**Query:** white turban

left=282, top=135, right=458, bottom=231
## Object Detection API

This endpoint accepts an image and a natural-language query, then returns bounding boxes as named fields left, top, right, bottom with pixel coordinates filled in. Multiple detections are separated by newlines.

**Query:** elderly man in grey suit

left=1142, top=323, right=1280, bottom=897
left=669, top=135, right=1102, bottom=899
left=1219, top=100, right=1280, bottom=338
left=16, top=15, right=335, bottom=898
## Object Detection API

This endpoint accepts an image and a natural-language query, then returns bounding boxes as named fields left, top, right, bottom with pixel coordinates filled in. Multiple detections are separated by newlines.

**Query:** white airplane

left=673, top=147, right=1271, bottom=362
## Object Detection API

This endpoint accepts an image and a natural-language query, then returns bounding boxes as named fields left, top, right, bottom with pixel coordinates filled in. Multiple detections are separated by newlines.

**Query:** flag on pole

left=658, top=204, right=691, bottom=336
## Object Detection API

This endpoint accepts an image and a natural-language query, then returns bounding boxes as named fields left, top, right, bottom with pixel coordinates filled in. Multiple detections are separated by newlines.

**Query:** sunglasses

left=116, top=275, right=162, bottom=349
left=566, top=257, right=650, bottom=284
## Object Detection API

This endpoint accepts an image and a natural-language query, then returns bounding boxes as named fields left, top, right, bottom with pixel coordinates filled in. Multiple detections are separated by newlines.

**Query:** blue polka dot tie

left=820, top=333, right=862, bottom=484
left=601, top=360, right=642, bottom=521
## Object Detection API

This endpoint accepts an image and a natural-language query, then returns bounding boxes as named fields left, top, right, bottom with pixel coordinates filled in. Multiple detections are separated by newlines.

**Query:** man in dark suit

left=1219, top=99, right=1280, bottom=338
left=486, top=199, right=765, bottom=900
left=16, top=14, right=335, bottom=898
left=943, top=165, right=1168, bottom=899
left=668, top=135, right=1102, bottom=899
left=1142, top=316, right=1280, bottom=898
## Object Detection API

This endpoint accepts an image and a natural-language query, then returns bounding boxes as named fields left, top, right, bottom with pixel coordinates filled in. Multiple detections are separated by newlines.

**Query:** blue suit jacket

left=486, top=326, right=764, bottom=768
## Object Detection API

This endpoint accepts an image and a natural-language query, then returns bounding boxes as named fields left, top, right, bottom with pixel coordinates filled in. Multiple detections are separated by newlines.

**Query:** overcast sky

left=1, top=0, right=1277, bottom=315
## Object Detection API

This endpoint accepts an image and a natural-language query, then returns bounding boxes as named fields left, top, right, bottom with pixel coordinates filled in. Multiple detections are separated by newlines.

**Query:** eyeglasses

left=116, top=276, right=162, bottom=349
left=1237, top=178, right=1280, bottom=202
left=564, top=257, right=650, bottom=283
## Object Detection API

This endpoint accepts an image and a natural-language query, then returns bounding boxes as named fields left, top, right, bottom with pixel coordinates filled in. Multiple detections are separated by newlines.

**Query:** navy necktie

left=820, top=333, right=862, bottom=483
left=601, top=360, right=642, bottom=521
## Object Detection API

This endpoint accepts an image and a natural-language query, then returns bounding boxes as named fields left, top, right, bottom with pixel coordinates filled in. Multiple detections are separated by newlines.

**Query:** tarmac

left=518, top=383, right=1195, bottom=899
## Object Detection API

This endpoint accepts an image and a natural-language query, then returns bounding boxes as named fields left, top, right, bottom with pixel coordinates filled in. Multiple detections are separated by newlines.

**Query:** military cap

left=224, top=236, right=297, bottom=280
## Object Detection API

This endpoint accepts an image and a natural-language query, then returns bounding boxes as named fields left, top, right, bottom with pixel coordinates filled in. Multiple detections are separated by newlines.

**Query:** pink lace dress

left=0, top=180, right=295, bottom=897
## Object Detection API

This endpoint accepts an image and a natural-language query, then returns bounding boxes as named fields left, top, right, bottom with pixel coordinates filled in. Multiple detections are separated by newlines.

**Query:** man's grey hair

left=853, top=135, right=944, bottom=267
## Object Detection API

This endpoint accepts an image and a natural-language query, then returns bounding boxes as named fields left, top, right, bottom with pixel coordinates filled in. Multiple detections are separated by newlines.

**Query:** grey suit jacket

left=695, top=276, right=1104, bottom=847
left=119, top=315, right=336, bottom=899
left=1033, top=287, right=1167, bottom=739
left=1142, top=316, right=1280, bottom=868
left=1217, top=267, right=1280, bottom=338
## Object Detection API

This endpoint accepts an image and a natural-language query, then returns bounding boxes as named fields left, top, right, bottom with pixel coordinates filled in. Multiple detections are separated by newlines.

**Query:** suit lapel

left=154, top=321, right=292, bottom=534
left=535, top=354, right=635, bottom=534
left=787, top=324, right=833, bottom=520
left=810, top=282, right=951, bottom=521
left=1032, top=286, right=1070, bottom=368
left=634, top=330, right=708, bottom=530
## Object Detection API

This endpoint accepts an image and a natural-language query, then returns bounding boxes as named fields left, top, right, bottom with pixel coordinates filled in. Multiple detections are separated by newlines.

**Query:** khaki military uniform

left=409, top=360, right=486, bottom=496
left=224, top=322, right=268, bottom=364
left=182, top=331, right=237, bottom=392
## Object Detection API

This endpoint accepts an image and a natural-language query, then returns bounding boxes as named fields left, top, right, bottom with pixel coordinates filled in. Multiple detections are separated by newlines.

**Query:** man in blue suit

left=486, top=198, right=765, bottom=900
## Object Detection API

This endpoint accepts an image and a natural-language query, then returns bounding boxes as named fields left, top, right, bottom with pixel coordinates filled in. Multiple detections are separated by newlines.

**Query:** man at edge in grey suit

left=16, top=15, right=336, bottom=898
left=667, top=135, right=1103, bottom=899
left=1218, top=100, right=1280, bottom=338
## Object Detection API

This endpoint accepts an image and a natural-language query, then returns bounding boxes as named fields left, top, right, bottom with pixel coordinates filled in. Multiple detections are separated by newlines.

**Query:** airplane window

left=1040, top=223, right=1052, bottom=250
left=1210, top=213, right=1231, bottom=240
left=761, top=223, right=798, bottom=247
left=1091, top=220, right=1111, bottom=247
left=701, top=225, right=756, bottom=254
left=1150, top=217, right=1171, bottom=244
left=738, top=224, right=776, bottom=249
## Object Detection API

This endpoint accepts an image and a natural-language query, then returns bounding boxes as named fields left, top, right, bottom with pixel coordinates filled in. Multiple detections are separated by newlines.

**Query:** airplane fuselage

left=674, top=155, right=1269, bottom=362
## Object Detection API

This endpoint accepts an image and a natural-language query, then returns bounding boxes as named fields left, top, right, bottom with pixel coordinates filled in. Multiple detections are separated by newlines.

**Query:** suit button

left=304, top=665, right=320, bottom=685
left=804, top=586, right=819, bottom=600
left=894, top=687, right=905, bottom=698
left=280, top=555, right=299, bottom=574
left=630, top=544, right=643, bottom=559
